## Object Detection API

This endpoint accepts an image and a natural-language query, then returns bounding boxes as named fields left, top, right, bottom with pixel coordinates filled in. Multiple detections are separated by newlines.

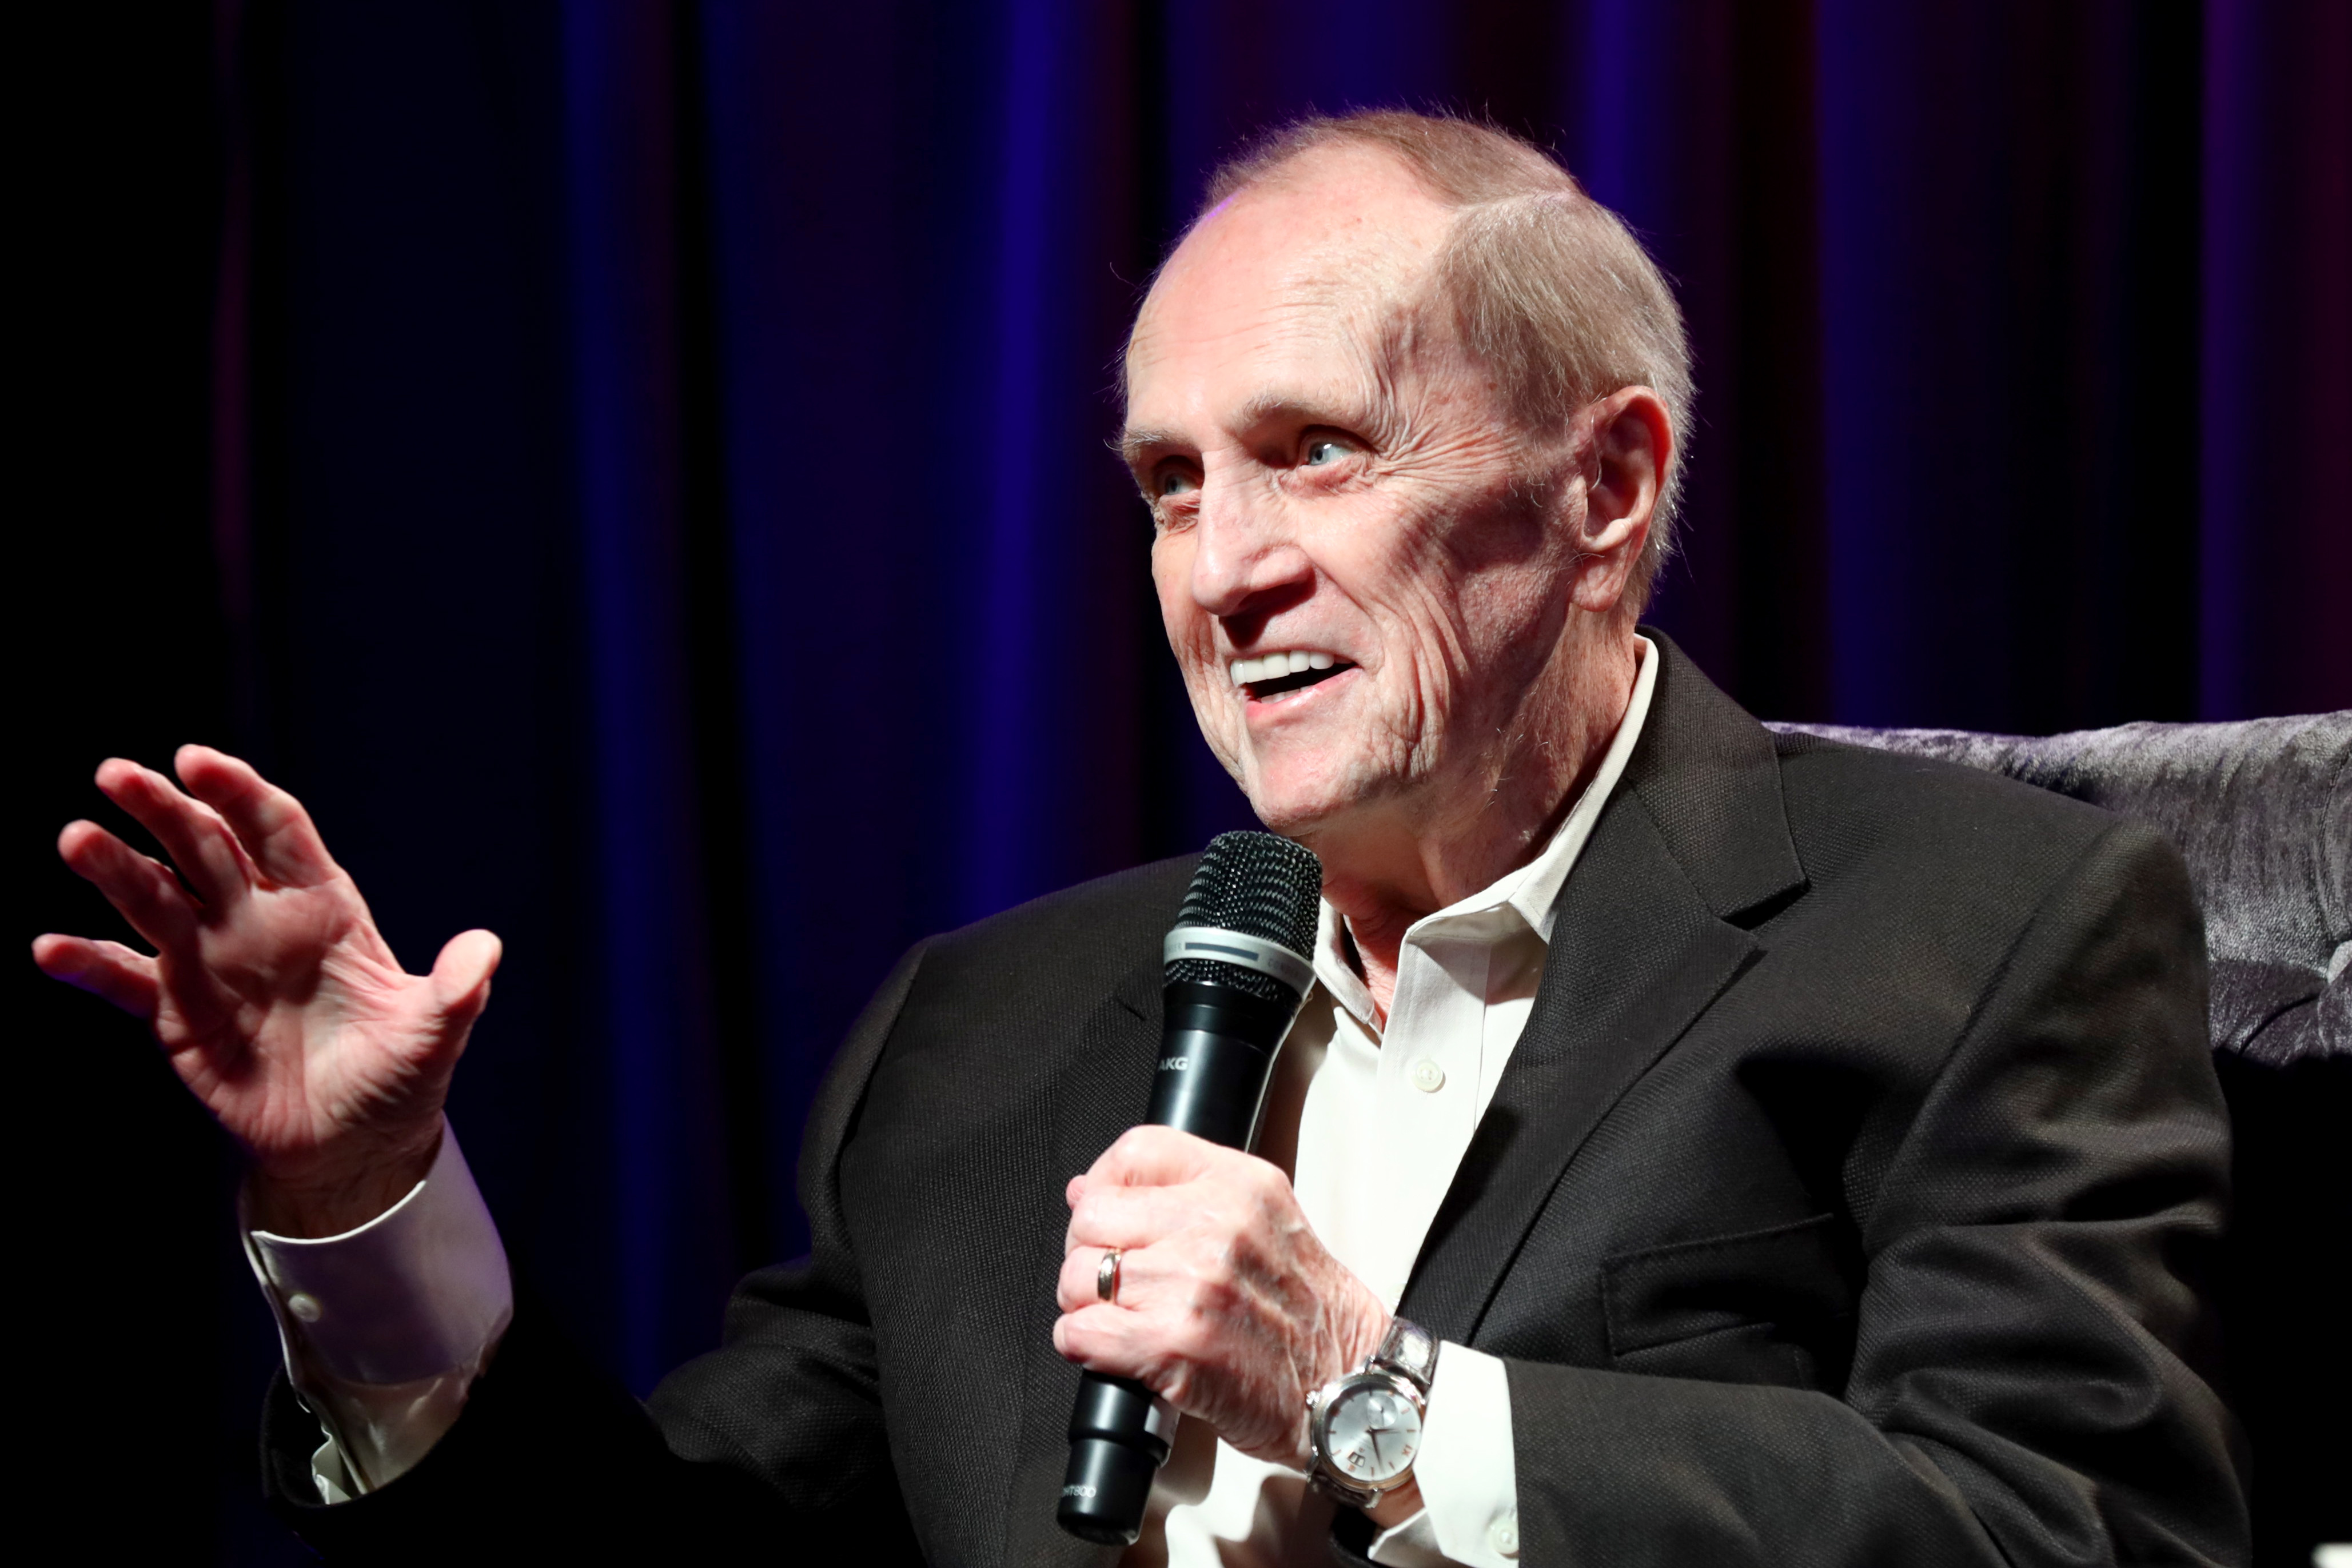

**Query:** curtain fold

left=2199, top=0, right=2352, bottom=721
left=560, top=0, right=740, bottom=1398
left=219, top=0, right=2352, bottom=1396
left=85, top=0, right=2342, bottom=1553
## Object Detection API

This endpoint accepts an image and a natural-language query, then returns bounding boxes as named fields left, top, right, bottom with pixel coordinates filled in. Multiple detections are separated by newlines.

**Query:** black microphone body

left=1058, top=833, right=1322, bottom=1546
left=1145, top=982, right=1299, bottom=1144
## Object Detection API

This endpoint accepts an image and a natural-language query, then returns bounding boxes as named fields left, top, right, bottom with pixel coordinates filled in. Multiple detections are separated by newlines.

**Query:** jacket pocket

left=1600, top=1212, right=1857, bottom=1392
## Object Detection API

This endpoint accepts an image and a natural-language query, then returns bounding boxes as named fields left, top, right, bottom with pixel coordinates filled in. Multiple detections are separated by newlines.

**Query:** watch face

left=1322, top=1378, right=1422, bottom=1487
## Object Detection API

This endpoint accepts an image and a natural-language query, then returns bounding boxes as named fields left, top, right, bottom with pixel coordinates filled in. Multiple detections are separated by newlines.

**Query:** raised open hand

left=33, top=746, right=500, bottom=1236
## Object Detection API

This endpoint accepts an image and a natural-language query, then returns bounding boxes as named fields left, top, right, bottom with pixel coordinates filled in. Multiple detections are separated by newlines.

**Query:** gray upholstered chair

left=1767, top=714, right=2348, bottom=1063
left=1768, top=712, right=2349, bottom=1566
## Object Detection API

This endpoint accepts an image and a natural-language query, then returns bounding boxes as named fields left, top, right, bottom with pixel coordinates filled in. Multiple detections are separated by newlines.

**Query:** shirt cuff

left=1368, top=1342, right=1520, bottom=1566
left=242, top=1119, right=513, bottom=1385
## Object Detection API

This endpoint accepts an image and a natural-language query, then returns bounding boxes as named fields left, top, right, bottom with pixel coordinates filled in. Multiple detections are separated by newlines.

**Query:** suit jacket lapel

left=992, top=637, right=1805, bottom=1552
left=1400, top=635, right=1807, bottom=1344
left=1398, top=793, right=1759, bottom=1342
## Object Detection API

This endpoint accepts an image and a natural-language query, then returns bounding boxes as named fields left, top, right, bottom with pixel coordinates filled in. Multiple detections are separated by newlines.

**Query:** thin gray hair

left=1171, top=109, right=1695, bottom=609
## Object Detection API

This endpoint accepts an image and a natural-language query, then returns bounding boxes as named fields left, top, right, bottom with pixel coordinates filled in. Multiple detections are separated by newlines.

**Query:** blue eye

left=1304, top=437, right=1350, bottom=466
left=1158, top=468, right=1198, bottom=497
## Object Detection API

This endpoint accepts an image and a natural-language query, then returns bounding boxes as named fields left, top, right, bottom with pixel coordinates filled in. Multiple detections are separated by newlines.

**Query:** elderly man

left=38, top=111, right=2242, bottom=1566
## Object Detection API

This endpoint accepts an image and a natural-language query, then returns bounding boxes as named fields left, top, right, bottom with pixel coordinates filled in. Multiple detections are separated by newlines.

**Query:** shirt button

left=1488, top=1513, right=1520, bottom=1557
left=284, top=1291, right=323, bottom=1323
left=1409, top=1058, right=1445, bottom=1093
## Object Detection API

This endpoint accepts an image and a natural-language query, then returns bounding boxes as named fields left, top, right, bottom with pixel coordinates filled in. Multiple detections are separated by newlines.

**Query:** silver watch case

left=1306, top=1370, right=1425, bottom=1507
left=1305, top=1318, right=1439, bottom=1510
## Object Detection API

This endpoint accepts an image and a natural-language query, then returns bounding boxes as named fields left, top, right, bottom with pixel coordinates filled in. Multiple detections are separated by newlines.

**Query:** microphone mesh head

left=1168, top=832, right=1324, bottom=1002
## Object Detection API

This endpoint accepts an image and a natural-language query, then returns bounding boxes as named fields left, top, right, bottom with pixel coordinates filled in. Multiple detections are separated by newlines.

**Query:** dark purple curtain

left=22, top=2, right=2346, bottom=1561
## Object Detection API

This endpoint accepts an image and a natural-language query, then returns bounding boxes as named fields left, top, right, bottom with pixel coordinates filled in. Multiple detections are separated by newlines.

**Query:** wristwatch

left=1305, top=1316, right=1439, bottom=1509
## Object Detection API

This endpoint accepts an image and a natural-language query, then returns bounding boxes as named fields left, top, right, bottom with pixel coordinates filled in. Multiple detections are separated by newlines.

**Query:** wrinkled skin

left=1123, top=144, right=1663, bottom=988
left=1065, top=143, right=1671, bottom=1507
left=1054, top=1127, right=1389, bottom=1465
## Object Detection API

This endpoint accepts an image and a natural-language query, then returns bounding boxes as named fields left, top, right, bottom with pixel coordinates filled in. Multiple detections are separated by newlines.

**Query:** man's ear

left=1570, top=387, right=1672, bottom=614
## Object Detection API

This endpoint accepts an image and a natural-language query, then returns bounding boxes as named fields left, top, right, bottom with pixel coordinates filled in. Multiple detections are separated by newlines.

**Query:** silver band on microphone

left=1161, top=927, right=1317, bottom=996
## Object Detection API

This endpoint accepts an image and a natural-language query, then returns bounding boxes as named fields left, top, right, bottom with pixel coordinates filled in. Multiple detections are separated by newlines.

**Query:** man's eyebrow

left=1233, top=392, right=1350, bottom=432
left=1118, top=393, right=1379, bottom=469
left=1118, top=426, right=1186, bottom=468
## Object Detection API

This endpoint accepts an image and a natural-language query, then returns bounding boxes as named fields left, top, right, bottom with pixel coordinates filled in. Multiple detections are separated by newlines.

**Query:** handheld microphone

left=1057, top=831, right=1324, bottom=1546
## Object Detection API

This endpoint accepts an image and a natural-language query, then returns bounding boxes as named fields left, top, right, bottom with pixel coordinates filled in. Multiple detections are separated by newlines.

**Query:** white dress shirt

left=246, top=639, right=1658, bottom=1566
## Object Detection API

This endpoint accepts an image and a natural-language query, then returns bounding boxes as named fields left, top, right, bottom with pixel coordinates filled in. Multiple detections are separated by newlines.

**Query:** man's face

left=1123, top=148, right=1592, bottom=841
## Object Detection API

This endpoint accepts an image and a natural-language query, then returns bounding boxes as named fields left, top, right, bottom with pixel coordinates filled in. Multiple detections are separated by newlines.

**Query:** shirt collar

left=1485, top=630, right=1658, bottom=943
left=1311, top=634, right=1660, bottom=1003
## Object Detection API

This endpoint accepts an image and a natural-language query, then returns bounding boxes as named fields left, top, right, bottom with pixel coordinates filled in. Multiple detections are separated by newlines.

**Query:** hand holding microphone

left=1053, top=832, right=1391, bottom=1544
left=1054, top=1127, right=1393, bottom=1463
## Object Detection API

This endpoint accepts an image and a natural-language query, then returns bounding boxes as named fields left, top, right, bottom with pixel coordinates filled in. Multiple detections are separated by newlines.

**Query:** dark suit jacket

left=262, top=635, right=2248, bottom=1566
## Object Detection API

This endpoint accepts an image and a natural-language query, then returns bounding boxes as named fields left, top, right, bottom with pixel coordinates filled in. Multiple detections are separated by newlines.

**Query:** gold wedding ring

left=1097, top=1247, right=1122, bottom=1305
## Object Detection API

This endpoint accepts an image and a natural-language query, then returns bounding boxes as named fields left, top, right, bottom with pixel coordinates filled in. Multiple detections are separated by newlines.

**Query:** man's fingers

left=57, top=819, right=202, bottom=955
left=94, top=757, right=254, bottom=912
left=1087, top=1124, right=1228, bottom=1188
left=429, top=929, right=503, bottom=1031
left=31, top=934, right=161, bottom=1019
left=173, top=745, right=339, bottom=888
left=1057, top=1247, right=1108, bottom=1313
left=1065, top=1182, right=1208, bottom=1254
left=1054, top=1239, right=1191, bottom=1315
left=1053, top=1303, right=1198, bottom=1396
left=1052, top=1302, right=1146, bottom=1370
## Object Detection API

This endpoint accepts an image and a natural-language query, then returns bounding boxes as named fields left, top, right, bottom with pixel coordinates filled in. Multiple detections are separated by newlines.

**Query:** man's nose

left=1187, top=479, right=1311, bottom=619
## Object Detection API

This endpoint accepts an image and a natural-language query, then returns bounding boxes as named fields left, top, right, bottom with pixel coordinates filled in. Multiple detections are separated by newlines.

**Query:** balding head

left=1134, top=111, right=1693, bottom=608
left=1122, top=116, right=1673, bottom=894
left=1125, top=141, right=1459, bottom=484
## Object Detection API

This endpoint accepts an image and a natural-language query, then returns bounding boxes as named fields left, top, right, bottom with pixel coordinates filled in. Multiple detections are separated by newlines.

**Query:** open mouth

left=1230, top=651, right=1356, bottom=705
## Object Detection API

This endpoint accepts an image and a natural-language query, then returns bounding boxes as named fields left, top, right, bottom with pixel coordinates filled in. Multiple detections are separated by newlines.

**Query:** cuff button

left=285, top=1291, right=323, bottom=1323
left=1488, top=1514, right=1518, bottom=1558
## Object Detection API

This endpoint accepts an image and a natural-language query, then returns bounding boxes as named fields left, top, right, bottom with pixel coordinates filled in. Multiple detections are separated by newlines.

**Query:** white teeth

left=1228, top=651, right=1345, bottom=688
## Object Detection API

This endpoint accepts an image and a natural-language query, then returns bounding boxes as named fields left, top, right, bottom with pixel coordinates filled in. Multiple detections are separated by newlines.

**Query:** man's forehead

left=1126, top=146, right=1452, bottom=418
left=1153, top=149, right=1444, bottom=308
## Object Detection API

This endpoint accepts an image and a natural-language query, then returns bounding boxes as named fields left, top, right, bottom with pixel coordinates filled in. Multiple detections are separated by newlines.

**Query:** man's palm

left=34, top=746, right=499, bottom=1232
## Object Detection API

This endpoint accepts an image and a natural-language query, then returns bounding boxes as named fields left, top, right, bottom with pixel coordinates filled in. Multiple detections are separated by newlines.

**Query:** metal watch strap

left=1371, top=1315, right=1438, bottom=1394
